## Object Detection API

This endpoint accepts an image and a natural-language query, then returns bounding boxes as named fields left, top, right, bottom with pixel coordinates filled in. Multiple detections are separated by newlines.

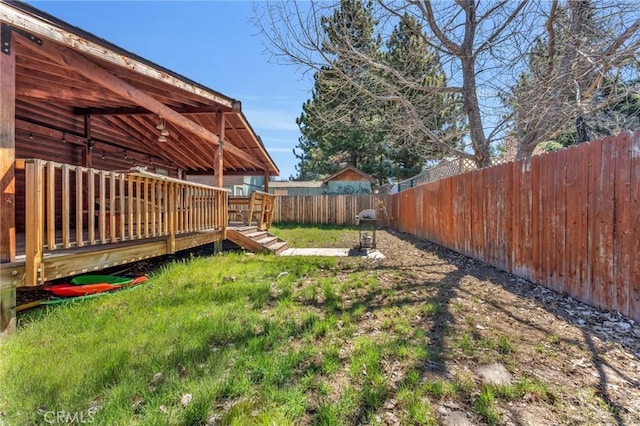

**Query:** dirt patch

left=365, top=229, right=640, bottom=425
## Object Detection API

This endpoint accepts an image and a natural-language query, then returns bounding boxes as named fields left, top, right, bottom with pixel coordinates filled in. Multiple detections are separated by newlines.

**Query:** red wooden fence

left=390, top=130, right=640, bottom=321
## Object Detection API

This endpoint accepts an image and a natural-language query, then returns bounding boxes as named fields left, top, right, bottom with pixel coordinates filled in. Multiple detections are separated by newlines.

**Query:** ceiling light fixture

left=156, top=116, right=169, bottom=142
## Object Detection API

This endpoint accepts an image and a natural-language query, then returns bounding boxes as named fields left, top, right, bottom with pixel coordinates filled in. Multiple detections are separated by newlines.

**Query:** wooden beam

left=17, top=36, right=265, bottom=169
left=214, top=112, right=225, bottom=188
left=74, top=105, right=227, bottom=116
left=16, top=86, right=128, bottom=106
left=190, top=169, right=279, bottom=176
left=0, top=24, right=16, bottom=263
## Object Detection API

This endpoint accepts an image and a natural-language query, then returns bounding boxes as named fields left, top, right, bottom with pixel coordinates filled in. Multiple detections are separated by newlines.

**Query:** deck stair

left=226, top=226, right=289, bottom=255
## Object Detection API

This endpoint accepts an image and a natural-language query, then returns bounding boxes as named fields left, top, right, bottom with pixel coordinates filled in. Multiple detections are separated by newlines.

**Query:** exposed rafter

left=16, top=33, right=266, bottom=170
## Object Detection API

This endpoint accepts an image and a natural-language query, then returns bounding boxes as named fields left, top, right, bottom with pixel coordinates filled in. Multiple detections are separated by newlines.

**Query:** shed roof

left=1, top=0, right=279, bottom=176
left=322, top=166, right=376, bottom=184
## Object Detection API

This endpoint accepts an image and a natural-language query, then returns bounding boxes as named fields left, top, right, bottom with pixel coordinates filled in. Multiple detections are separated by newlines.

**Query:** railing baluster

left=75, top=166, right=84, bottom=248
left=99, top=170, right=106, bottom=244
left=176, top=184, right=182, bottom=233
left=150, top=179, right=157, bottom=237
left=88, top=169, right=95, bottom=245
left=61, top=164, right=70, bottom=248
left=128, top=178, right=134, bottom=240
left=186, top=188, right=192, bottom=232
left=166, top=181, right=176, bottom=253
left=46, top=161, right=55, bottom=250
left=163, top=181, right=169, bottom=235
left=119, top=174, right=125, bottom=241
left=109, top=172, right=116, bottom=243
left=135, top=178, right=142, bottom=239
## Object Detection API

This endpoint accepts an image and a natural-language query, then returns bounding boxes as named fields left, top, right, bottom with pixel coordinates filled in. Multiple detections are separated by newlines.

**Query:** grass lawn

left=0, top=225, right=572, bottom=425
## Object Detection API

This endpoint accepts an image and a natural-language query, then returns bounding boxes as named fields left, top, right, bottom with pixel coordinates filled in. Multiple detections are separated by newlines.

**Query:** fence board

left=503, top=162, right=514, bottom=272
left=599, top=137, right=616, bottom=311
left=539, top=152, right=553, bottom=289
left=470, top=170, right=483, bottom=260
left=630, top=130, right=640, bottom=319
left=575, top=142, right=590, bottom=303
left=613, top=133, right=631, bottom=317
left=530, top=155, right=542, bottom=284
left=564, top=145, right=580, bottom=298
left=273, top=195, right=381, bottom=226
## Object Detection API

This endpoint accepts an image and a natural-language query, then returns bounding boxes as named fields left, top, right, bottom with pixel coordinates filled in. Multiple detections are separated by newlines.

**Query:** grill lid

left=356, top=209, right=376, bottom=224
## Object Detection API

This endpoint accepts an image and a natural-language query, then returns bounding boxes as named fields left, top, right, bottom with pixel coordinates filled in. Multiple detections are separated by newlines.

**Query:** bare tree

left=510, top=0, right=640, bottom=158
left=254, top=1, right=640, bottom=167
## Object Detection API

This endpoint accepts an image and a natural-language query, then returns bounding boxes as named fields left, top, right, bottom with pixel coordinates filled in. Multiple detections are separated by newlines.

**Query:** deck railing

left=19, top=159, right=228, bottom=285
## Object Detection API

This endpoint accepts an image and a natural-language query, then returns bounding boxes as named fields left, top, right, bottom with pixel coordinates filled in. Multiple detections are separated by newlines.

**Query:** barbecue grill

left=356, top=209, right=377, bottom=250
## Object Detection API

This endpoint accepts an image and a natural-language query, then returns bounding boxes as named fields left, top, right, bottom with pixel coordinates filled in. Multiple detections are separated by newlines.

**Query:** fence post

left=25, top=159, right=44, bottom=287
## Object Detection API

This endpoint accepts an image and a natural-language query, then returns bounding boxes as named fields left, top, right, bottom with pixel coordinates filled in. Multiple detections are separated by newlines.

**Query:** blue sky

left=29, top=1, right=312, bottom=179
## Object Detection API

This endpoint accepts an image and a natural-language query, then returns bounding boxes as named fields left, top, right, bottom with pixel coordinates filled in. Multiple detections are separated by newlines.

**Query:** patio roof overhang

left=1, top=0, right=280, bottom=176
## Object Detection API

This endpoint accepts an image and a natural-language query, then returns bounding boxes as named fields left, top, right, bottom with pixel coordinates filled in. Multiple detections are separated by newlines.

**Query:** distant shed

left=268, top=166, right=377, bottom=196
left=323, top=166, right=376, bottom=195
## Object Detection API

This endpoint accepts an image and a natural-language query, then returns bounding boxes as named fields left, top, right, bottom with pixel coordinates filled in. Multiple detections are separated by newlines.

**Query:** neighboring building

left=269, top=180, right=325, bottom=196
left=323, top=166, right=376, bottom=195
left=188, top=175, right=266, bottom=196
left=268, top=166, right=376, bottom=196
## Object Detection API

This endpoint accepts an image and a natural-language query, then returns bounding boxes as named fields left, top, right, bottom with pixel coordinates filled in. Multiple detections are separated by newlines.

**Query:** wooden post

left=1, top=24, right=17, bottom=335
left=166, top=182, right=176, bottom=254
left=84, top=114, right=93, bottom=168
left=25, top=159, right=44, bottom=287
left=0, top=24, right=16, bottom=262
left=214, top=112, right=225, bottom=253
left=264, top=170, right=270, bottom=192
left=214, top=112, right=225, bottom=188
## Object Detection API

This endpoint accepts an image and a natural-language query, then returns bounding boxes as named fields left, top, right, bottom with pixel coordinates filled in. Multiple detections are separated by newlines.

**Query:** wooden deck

left=3, top=161, right=230, bottom=288
left=1, top=160, right=281, bottom=292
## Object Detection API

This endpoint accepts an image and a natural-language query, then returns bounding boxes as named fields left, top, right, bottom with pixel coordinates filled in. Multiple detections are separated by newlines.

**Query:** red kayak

left=44, top=275, right=147, bottom=297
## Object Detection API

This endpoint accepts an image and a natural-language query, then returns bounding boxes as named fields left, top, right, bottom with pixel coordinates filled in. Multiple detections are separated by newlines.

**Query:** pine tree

left=293, top=2, right=461, bottom=182
left=294, top=0, right=388, bottom=182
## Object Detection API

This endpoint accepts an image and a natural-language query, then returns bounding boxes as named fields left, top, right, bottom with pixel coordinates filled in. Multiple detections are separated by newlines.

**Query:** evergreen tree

left=294, top=0, right=388, bottom=182
left=293, top=3, right=461, bottom=182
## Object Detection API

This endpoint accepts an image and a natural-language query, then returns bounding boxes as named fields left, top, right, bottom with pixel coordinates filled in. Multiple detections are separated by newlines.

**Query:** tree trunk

left=516, top=138, right=537, bottom=160
left=460, top=3, right=491, bottom=168
left=575, top=114, right=590, bottom=143
left=461, top=57, right=491, bottom=168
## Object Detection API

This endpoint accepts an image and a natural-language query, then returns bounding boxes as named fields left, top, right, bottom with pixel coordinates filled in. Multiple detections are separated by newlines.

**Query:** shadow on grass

left=383, top=230, right=635, bottom=426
